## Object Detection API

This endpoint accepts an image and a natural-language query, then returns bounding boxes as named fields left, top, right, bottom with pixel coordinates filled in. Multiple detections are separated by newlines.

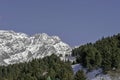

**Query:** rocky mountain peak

left=0, top=30, right=71, bottom=65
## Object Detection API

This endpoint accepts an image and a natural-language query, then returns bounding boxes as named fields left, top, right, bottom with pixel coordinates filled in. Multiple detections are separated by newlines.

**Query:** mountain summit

left=0, top=30, right=71, bottom=65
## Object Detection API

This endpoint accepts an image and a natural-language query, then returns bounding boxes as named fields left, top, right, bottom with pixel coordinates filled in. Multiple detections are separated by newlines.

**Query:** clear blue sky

left=0, top=0, right=120, bottom=46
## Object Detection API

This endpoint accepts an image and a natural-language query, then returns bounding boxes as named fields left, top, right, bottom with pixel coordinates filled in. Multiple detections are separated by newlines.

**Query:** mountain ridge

left=0, top=30, right=71, bottom=65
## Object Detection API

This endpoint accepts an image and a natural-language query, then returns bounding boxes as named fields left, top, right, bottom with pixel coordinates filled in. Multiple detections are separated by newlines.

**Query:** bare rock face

left=0, top=30, right=71, bottom=65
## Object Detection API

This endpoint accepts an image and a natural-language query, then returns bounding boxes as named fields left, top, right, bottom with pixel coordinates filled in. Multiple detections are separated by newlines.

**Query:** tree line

left=72, top=33, right=120, bottom=72
left=0, top=54, right=86, bottom=80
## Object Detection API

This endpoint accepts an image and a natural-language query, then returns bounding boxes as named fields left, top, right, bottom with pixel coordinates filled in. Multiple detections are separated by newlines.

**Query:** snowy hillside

left=0, top=30, right=71, bottom=65
left=72, top=64, right=111, bottom=80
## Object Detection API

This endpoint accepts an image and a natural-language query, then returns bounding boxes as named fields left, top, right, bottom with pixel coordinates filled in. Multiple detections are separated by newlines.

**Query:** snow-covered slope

left=72, top=64, right=111, bottom=80
left=0, top=30, right=71, bottom=65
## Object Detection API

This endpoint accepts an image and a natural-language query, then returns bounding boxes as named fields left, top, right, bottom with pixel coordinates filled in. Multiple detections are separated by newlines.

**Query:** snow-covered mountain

left=0, top=30, right=71, bottom=65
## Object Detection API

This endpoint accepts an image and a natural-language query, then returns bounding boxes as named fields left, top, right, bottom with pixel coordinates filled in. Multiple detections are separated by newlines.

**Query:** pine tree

left=47, top=76, right=51, bottom=80
left=74, top=70, right=86, bottom=80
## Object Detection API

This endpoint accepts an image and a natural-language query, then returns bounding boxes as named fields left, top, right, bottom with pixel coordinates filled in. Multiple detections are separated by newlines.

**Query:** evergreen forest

left=72, top=33, right=120, bottom=72
left=0, top=54, right=86, bottom=80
